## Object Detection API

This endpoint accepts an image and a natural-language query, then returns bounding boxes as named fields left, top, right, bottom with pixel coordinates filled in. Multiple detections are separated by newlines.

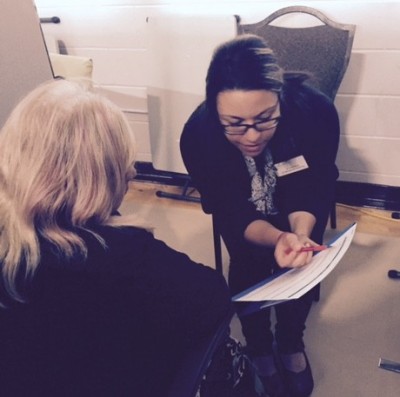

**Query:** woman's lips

left=242, top=144, right=263, bottom=154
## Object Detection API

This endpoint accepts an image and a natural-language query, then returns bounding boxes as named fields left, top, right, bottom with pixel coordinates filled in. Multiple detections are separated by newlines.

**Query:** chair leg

left=330, top=202, right=337, bottom=229
left=212, top=215, right=223, bottom=274
left=313, top=284, right=320, bottom=302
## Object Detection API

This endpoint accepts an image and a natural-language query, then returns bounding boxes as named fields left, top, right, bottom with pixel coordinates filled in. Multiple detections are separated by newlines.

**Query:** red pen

left=299, top=245, right=329, bottom=253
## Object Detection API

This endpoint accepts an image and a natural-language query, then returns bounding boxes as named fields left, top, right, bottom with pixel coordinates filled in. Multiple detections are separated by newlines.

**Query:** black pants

left=229, top=251, right=316, bottom=355
left=225, top=213, right=327, bottom=357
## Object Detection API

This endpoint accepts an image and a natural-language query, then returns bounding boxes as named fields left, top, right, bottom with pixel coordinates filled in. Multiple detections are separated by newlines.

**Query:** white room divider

left=146, top=13, right=237, bottom=174
left=0, top=0, right=53, bottom=128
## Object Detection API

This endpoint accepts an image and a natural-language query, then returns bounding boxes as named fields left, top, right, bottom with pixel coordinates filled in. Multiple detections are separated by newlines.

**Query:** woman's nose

left=244, top=127, right=261, bottom=142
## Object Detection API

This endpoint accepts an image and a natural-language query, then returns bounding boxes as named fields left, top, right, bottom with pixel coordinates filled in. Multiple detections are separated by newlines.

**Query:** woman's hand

left=274, top=232, right=318, bottom=268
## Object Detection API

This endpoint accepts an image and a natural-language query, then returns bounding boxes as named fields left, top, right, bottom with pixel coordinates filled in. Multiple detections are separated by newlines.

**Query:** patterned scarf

left=244, top=148, right=278, bottom=215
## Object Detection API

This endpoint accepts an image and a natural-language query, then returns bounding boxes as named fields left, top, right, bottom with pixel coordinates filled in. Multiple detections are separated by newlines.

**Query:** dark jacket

left=0, top=225, right=232, bottom=397
left=180, top=80, right=339, bottom=256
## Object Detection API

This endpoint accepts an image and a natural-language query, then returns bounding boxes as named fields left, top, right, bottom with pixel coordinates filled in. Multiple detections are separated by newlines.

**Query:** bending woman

left=180, top=35, right=340, bottom=397
left=0, top=79, right=232, bottom=397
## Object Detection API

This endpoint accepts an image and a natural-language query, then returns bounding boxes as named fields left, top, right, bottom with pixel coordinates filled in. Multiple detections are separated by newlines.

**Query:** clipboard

left=232, top=223, right=357, bottom=316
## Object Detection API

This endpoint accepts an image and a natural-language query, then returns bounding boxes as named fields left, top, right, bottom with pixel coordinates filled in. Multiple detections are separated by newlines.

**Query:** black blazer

left=180, top=80, right=339, bottom=252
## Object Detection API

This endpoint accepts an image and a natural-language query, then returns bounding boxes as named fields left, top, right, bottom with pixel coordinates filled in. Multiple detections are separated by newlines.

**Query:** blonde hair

left=0, top=79, right=137, bottom=302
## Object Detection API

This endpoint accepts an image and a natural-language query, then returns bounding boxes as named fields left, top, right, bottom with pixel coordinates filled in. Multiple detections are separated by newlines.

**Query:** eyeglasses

left=221, top=115, right=281, bottom=136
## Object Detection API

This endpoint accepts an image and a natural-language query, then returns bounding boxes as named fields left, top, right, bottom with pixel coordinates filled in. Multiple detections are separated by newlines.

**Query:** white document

left=233, top=223, right=357, bottom=306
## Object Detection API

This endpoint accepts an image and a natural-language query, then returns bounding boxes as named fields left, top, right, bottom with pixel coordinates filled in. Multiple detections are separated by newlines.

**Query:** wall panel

left=35, top=0, right=400, bottom=185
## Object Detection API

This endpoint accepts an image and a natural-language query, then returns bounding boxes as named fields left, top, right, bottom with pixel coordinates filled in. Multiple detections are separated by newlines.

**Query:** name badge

left=274, top=155, right=309, bottom=177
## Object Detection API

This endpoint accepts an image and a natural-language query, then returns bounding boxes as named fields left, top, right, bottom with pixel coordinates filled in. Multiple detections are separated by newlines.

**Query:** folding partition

left=0, top=0, right=53, bottom=128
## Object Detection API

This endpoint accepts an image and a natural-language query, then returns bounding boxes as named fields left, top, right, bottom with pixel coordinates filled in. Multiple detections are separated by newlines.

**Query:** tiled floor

left=120, top=181, right=400, bottom=397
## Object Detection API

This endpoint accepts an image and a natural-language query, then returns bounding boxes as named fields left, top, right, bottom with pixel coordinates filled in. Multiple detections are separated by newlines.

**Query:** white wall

left=35, top=0, right=400, bottom=187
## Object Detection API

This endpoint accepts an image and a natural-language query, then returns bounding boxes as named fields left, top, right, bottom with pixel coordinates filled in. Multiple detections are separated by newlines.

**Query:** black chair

left=239, top=6, right=355, bottom=101
left=238, top=6, right=356, bottom=230
left=212, top=6, right=356, bottom=275
left=167, top=311, right=233, bottom=397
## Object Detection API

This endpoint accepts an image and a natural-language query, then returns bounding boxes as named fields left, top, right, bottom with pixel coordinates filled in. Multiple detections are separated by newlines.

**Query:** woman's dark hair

left=205, top=34, right=284, bottom=114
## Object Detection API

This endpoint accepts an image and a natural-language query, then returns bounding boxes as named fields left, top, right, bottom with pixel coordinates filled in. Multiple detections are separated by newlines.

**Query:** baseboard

left=134, top=162, right=193, bottom=186
left=134, top=162, right=400, bottom=212
left=335, top=181, right=400, bottom=212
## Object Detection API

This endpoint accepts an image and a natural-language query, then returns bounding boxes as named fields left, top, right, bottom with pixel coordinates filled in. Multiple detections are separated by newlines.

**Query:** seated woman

left=0, top=79, right=233, bottom=397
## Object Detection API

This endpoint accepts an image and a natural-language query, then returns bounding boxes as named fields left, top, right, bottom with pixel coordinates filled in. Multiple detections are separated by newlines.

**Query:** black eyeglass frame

left=221, top=115, right=281, bottom=136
